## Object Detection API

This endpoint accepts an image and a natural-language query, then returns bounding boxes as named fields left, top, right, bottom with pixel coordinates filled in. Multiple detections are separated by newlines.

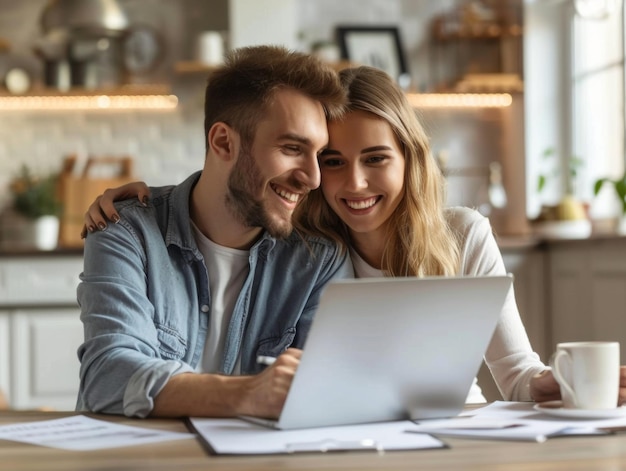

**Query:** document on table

left=187, top=417, right=446, bottom=455
left=0, top=415, right=194, bottom=451
left=410, top=401, right=626, bottom=442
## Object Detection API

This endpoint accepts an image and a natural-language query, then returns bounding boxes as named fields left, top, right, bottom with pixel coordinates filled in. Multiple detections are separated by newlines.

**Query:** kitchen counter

left=495, top=234, right=542, bottom=250
left=0, top=254, right=84, bottom=410
left=497, top=230, right=626, bottom=250
left=1, top=231, right=626, bottom=257
left=0, top=247, right=83, bottom=257
left=0, top=243, right=545, bottom=256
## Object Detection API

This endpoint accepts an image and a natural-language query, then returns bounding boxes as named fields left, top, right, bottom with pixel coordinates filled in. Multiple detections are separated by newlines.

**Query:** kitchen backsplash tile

left=0, top=109, right=205, bottom=209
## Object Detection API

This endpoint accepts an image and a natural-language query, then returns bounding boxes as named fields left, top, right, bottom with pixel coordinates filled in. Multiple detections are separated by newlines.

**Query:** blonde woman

left=296, top=66, right=552, bottom=403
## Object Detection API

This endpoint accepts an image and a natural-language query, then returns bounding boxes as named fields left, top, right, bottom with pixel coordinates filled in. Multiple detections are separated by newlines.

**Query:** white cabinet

left=10, top=309, right=84, bottom=410
left=0, top=255, right=83, bottom=410
left=502, top=246, right=548, bottom=361
left=0, top=256, right=82, bottom=305
left=548, top=239, right=626, bottom=363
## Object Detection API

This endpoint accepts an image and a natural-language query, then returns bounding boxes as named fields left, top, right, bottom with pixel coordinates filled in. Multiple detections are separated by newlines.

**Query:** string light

left=406, top=93, right=513, bottom=108
left=0, top=92, right=511, bottom=111
left=0, top=94, right=178, bottom=111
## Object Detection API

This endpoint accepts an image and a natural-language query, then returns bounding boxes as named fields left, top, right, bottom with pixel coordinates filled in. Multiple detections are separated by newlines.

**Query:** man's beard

left=225, top=147, right=295, bottom=239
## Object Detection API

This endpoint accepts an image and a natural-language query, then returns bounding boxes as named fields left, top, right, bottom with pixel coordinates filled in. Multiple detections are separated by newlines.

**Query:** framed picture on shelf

left=336, top=26, right=408, bottom=85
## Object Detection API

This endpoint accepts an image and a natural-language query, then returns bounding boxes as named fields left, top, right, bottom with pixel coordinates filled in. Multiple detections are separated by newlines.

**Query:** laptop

left=243, top=274, right=513, bottom=430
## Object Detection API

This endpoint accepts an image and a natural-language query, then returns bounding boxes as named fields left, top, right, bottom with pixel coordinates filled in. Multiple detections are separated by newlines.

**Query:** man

left=76, top=45, right=350, bottom=419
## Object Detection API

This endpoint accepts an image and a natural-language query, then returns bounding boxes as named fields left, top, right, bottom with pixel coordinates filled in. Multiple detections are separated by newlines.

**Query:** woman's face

left=320, top=110, right=405, bottom=240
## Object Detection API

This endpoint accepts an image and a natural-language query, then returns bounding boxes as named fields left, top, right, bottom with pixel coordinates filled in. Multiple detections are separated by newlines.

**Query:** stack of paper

left=187, top=418, right=446, bottom=455
left=411, top=401, right=626, bottom=442
left=0, top=415, right=194, bottom=451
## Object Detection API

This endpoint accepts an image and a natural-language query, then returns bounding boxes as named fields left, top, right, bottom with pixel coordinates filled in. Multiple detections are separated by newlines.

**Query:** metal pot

left=40, top=0, right=129, bottom=88
left=41, top=0, right=129, bottom=37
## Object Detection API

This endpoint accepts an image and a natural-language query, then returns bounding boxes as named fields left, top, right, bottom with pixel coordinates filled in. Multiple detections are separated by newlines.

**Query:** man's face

left=225, top=88, right=329, bottom=238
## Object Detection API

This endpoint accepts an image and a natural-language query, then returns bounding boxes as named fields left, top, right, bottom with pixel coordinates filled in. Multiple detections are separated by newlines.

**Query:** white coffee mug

left=196, top=31, right=224, bottom=66
left=550, top=341, right=620, bottom=409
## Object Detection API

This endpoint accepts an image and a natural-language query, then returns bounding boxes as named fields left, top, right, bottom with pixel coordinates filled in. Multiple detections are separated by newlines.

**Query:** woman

left=295, top=66, right=551, bottom=403
left=82, top=66, right=624, bottom=404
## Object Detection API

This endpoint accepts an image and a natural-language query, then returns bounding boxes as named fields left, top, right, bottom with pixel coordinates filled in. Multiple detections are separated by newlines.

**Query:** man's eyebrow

left=278, top=133, right=313, bottom=145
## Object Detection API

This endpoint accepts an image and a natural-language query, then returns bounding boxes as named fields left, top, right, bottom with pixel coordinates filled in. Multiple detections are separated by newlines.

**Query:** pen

left=256, top=355, right=277, bottom=366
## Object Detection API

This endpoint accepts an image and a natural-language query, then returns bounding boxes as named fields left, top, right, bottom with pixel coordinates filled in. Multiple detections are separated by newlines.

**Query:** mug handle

left=550, top=350, right=578, bottom=408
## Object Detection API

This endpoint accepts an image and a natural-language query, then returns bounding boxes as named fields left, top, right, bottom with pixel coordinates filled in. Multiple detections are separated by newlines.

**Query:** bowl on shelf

left=532, top=219, right=592, bottom=239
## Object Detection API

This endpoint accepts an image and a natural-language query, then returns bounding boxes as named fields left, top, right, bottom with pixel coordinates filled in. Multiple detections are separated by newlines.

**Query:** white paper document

left=0, top=415, right=194, bottom=451
left=188, top=417, right=446, bottom=455
left=411, top=401, right=626, bottom=442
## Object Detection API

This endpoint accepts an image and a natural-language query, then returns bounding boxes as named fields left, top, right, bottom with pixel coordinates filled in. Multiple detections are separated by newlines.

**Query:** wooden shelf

left=174, top=61, right=219, bottom=74
left=0, top=83, right=172, bottom=98
left=0, top=84, right=177, bottom=111
left=324, top=60, right=359, bottom=72
left=452, top=73, right=524, bottom=93
left=432, top=22, right=523, bottom=42
left=174, top=60, right=358, bottom=74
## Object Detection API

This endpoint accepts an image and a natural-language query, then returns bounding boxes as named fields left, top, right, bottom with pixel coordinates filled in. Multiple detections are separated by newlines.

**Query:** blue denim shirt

left=76, top=171, right=352, bottom=417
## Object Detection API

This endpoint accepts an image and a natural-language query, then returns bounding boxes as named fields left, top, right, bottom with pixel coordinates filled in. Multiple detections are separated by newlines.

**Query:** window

left=572, top=1, right=624, bottom=218
left=525, top=0, right=624, bottom=220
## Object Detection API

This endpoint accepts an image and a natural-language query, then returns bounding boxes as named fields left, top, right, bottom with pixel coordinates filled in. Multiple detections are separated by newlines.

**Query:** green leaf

left=615, top=179, right=626, bottom=202
left=570, top=156, right=583, bottom=167
left=537, top=175, right=546, bottom=193
left=594, top=178, right=607, bottom=196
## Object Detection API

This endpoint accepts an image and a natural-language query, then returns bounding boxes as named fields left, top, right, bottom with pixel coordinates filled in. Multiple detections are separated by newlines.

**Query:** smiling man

left=76, top=46, right=350, bottom=419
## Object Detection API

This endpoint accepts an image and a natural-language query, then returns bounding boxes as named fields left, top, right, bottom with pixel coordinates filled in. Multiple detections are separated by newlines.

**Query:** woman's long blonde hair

left=294, top=66, right=461, bottom=277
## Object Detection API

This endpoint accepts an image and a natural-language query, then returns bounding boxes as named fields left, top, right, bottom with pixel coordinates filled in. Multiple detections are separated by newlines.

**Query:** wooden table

left=2, top=410, right=626, bottom=470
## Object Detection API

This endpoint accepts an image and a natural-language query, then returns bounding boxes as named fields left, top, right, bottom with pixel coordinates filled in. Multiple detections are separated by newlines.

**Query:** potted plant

left=593, top=173, right=626, bottom=233
left=536, top=147, right=584, bottom=196
left=9, top=164, right=62, bottom=250
left=532, top=148, right=590, bottom=238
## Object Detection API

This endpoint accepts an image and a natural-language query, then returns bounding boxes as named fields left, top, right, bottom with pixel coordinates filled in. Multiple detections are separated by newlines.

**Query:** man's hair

left=203, top=45, right=346, bottom=151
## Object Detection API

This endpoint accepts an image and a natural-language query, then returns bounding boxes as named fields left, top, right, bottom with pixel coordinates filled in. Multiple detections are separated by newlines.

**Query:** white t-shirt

left=192, top=222, right=249, bottom=374
left=350, top=206, right=546, bottom=403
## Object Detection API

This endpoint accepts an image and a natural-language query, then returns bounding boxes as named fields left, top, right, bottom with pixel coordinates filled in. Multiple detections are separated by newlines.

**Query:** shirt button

left=201, top=305, right=209, bottom=313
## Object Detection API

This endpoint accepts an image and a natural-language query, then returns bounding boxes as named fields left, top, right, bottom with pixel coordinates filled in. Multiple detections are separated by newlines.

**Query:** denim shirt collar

left=163, top=171, right=277, bottom=259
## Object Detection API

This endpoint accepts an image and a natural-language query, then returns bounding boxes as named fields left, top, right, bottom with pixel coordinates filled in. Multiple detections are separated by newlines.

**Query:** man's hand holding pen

left=236, top=348, right=302, bottom=419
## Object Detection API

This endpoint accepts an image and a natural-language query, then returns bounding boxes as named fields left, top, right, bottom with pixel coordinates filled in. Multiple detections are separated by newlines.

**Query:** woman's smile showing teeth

left=320, top=109, right=406, bottom=239
left=344, top=196, right=380, bottom=210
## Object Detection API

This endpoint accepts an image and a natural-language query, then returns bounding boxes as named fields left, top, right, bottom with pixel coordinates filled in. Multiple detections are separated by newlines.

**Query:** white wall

left=229, top=0, right=299, bottom=50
